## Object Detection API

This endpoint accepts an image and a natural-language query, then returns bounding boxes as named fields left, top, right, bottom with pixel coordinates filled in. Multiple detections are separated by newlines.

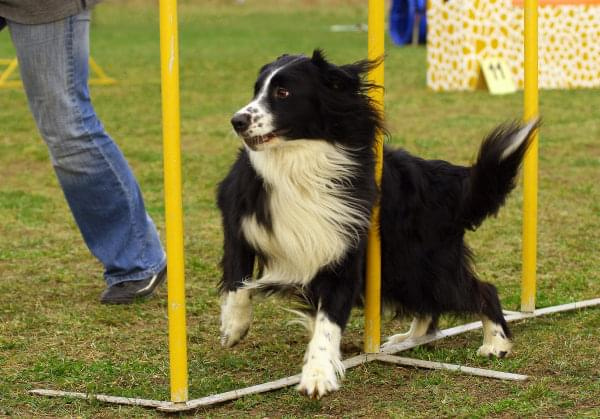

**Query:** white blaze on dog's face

left=230, top=69, right=282, bottom=150
left=230, top=54, right=322, bottom=150
left=236, top=68, right=282, bottom=147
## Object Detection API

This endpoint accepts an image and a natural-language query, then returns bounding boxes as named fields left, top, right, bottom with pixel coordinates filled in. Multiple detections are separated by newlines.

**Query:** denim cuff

left=104, top=254, right=167, bottom=286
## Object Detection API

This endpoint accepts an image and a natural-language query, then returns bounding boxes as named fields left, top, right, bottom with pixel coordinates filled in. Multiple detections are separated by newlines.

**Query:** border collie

left=217, top=50, right=538, bottom=399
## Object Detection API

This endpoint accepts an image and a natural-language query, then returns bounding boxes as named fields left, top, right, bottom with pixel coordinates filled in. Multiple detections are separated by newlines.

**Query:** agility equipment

left=31, top=0, right=600, bottom=412
left=159, top=0, right=188, bottom=402
left=521, top=0, right=539, bottom=312
left=364, top=0, right=385, bottom=355
left=0, top=57, right=116, bottom=88
left=427, top=0, right=600, bottom=91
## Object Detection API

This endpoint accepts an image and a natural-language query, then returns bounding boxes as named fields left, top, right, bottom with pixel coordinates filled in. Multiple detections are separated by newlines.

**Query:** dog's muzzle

left=242, top=132, right=278, bottom=149
left=231, top=112, right=280, bottom=150
left=231, top=113, right=251, bottom=134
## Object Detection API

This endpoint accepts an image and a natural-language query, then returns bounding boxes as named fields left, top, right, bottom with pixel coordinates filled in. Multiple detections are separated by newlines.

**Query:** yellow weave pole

left=364, top=0, right=385, bottom=354
left=159, top=0, right=189, bottom=402
left=521, top=0, right=539, bottom=313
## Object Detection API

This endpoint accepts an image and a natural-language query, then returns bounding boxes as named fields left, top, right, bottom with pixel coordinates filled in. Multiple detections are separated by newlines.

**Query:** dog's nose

left=231, top=113, right=251, bottom=133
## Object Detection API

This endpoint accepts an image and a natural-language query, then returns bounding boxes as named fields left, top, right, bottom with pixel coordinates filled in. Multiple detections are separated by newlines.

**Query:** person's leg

left=8, top=12, right=166, bottom=298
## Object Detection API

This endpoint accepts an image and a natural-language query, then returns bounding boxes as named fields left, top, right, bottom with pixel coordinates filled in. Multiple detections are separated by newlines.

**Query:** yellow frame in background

left=0, top=57, right=116, bottom=88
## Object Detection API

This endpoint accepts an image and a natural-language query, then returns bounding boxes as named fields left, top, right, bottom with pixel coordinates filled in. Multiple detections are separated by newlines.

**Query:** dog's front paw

left=220, top=317, right=251, bottom=348
left=297, top=358, right=341, bottom=399
left=220, top=290, right=253, bottom=348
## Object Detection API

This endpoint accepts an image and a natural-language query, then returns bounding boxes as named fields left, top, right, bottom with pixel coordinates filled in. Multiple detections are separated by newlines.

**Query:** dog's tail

left=460, top=119, right=540, bottom=230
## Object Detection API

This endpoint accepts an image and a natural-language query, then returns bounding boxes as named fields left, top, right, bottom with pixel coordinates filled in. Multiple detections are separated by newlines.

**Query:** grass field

left=1, top=1, right=599, bottom=417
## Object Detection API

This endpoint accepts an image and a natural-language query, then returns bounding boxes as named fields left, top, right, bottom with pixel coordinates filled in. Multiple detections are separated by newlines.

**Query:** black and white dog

left=217, top=50, right=538, bottom=398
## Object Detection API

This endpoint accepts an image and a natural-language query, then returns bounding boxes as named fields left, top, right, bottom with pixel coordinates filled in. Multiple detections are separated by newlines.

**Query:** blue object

left=389, top=0, right=427, bottom=45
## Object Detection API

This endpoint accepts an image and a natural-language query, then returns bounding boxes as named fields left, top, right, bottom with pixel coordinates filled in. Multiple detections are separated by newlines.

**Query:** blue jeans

left=7, top=11, right=166, bottom=286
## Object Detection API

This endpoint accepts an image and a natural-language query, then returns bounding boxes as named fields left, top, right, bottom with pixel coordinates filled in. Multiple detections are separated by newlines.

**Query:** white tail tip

left=499, top=118, right=539, bottom=161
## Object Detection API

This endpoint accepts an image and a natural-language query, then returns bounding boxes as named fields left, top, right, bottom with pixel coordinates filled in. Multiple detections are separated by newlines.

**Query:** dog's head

left=231, top=49, right=383, bottom=151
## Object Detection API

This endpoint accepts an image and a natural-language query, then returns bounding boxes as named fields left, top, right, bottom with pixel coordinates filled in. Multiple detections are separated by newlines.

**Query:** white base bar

left=30, top=297, right=600, bottom=412
left=376, top=354, right=528, bottom=381
left=28, top=389, right=170, bottom=409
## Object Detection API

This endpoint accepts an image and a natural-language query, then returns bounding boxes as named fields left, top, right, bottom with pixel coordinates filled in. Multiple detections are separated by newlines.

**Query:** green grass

left=1, top=0, right=599, bottom=416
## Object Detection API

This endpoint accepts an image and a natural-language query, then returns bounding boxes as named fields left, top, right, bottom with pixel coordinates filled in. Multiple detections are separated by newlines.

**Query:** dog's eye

left=274, top=87, right=290, bottom=99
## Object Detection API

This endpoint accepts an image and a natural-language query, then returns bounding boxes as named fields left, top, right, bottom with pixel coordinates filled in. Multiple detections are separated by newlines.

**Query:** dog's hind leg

left=382, top=315, right=434, bottom=350
left=475, top=282, right=512, bottom=358
left=478, top=315, right=512, bottom=358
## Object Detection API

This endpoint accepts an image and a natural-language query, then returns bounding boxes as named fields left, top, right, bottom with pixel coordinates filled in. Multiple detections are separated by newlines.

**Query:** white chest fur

left=241, top=140, right=370, bottom=288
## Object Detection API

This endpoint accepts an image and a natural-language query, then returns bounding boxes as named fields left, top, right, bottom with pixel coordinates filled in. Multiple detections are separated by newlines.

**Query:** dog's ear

left=311, top=49, right=359, bottom=91
left=340, top=56, right=384, bottom=80
left=311, top=49, right=384, bottom=91
left=310, top=49, right=329, bottom=69
left=258, top=62, right=271, bottom=76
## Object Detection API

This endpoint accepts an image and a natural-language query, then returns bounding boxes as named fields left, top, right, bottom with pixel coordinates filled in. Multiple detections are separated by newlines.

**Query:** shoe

left=100, top=266, right=167, bottom=304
